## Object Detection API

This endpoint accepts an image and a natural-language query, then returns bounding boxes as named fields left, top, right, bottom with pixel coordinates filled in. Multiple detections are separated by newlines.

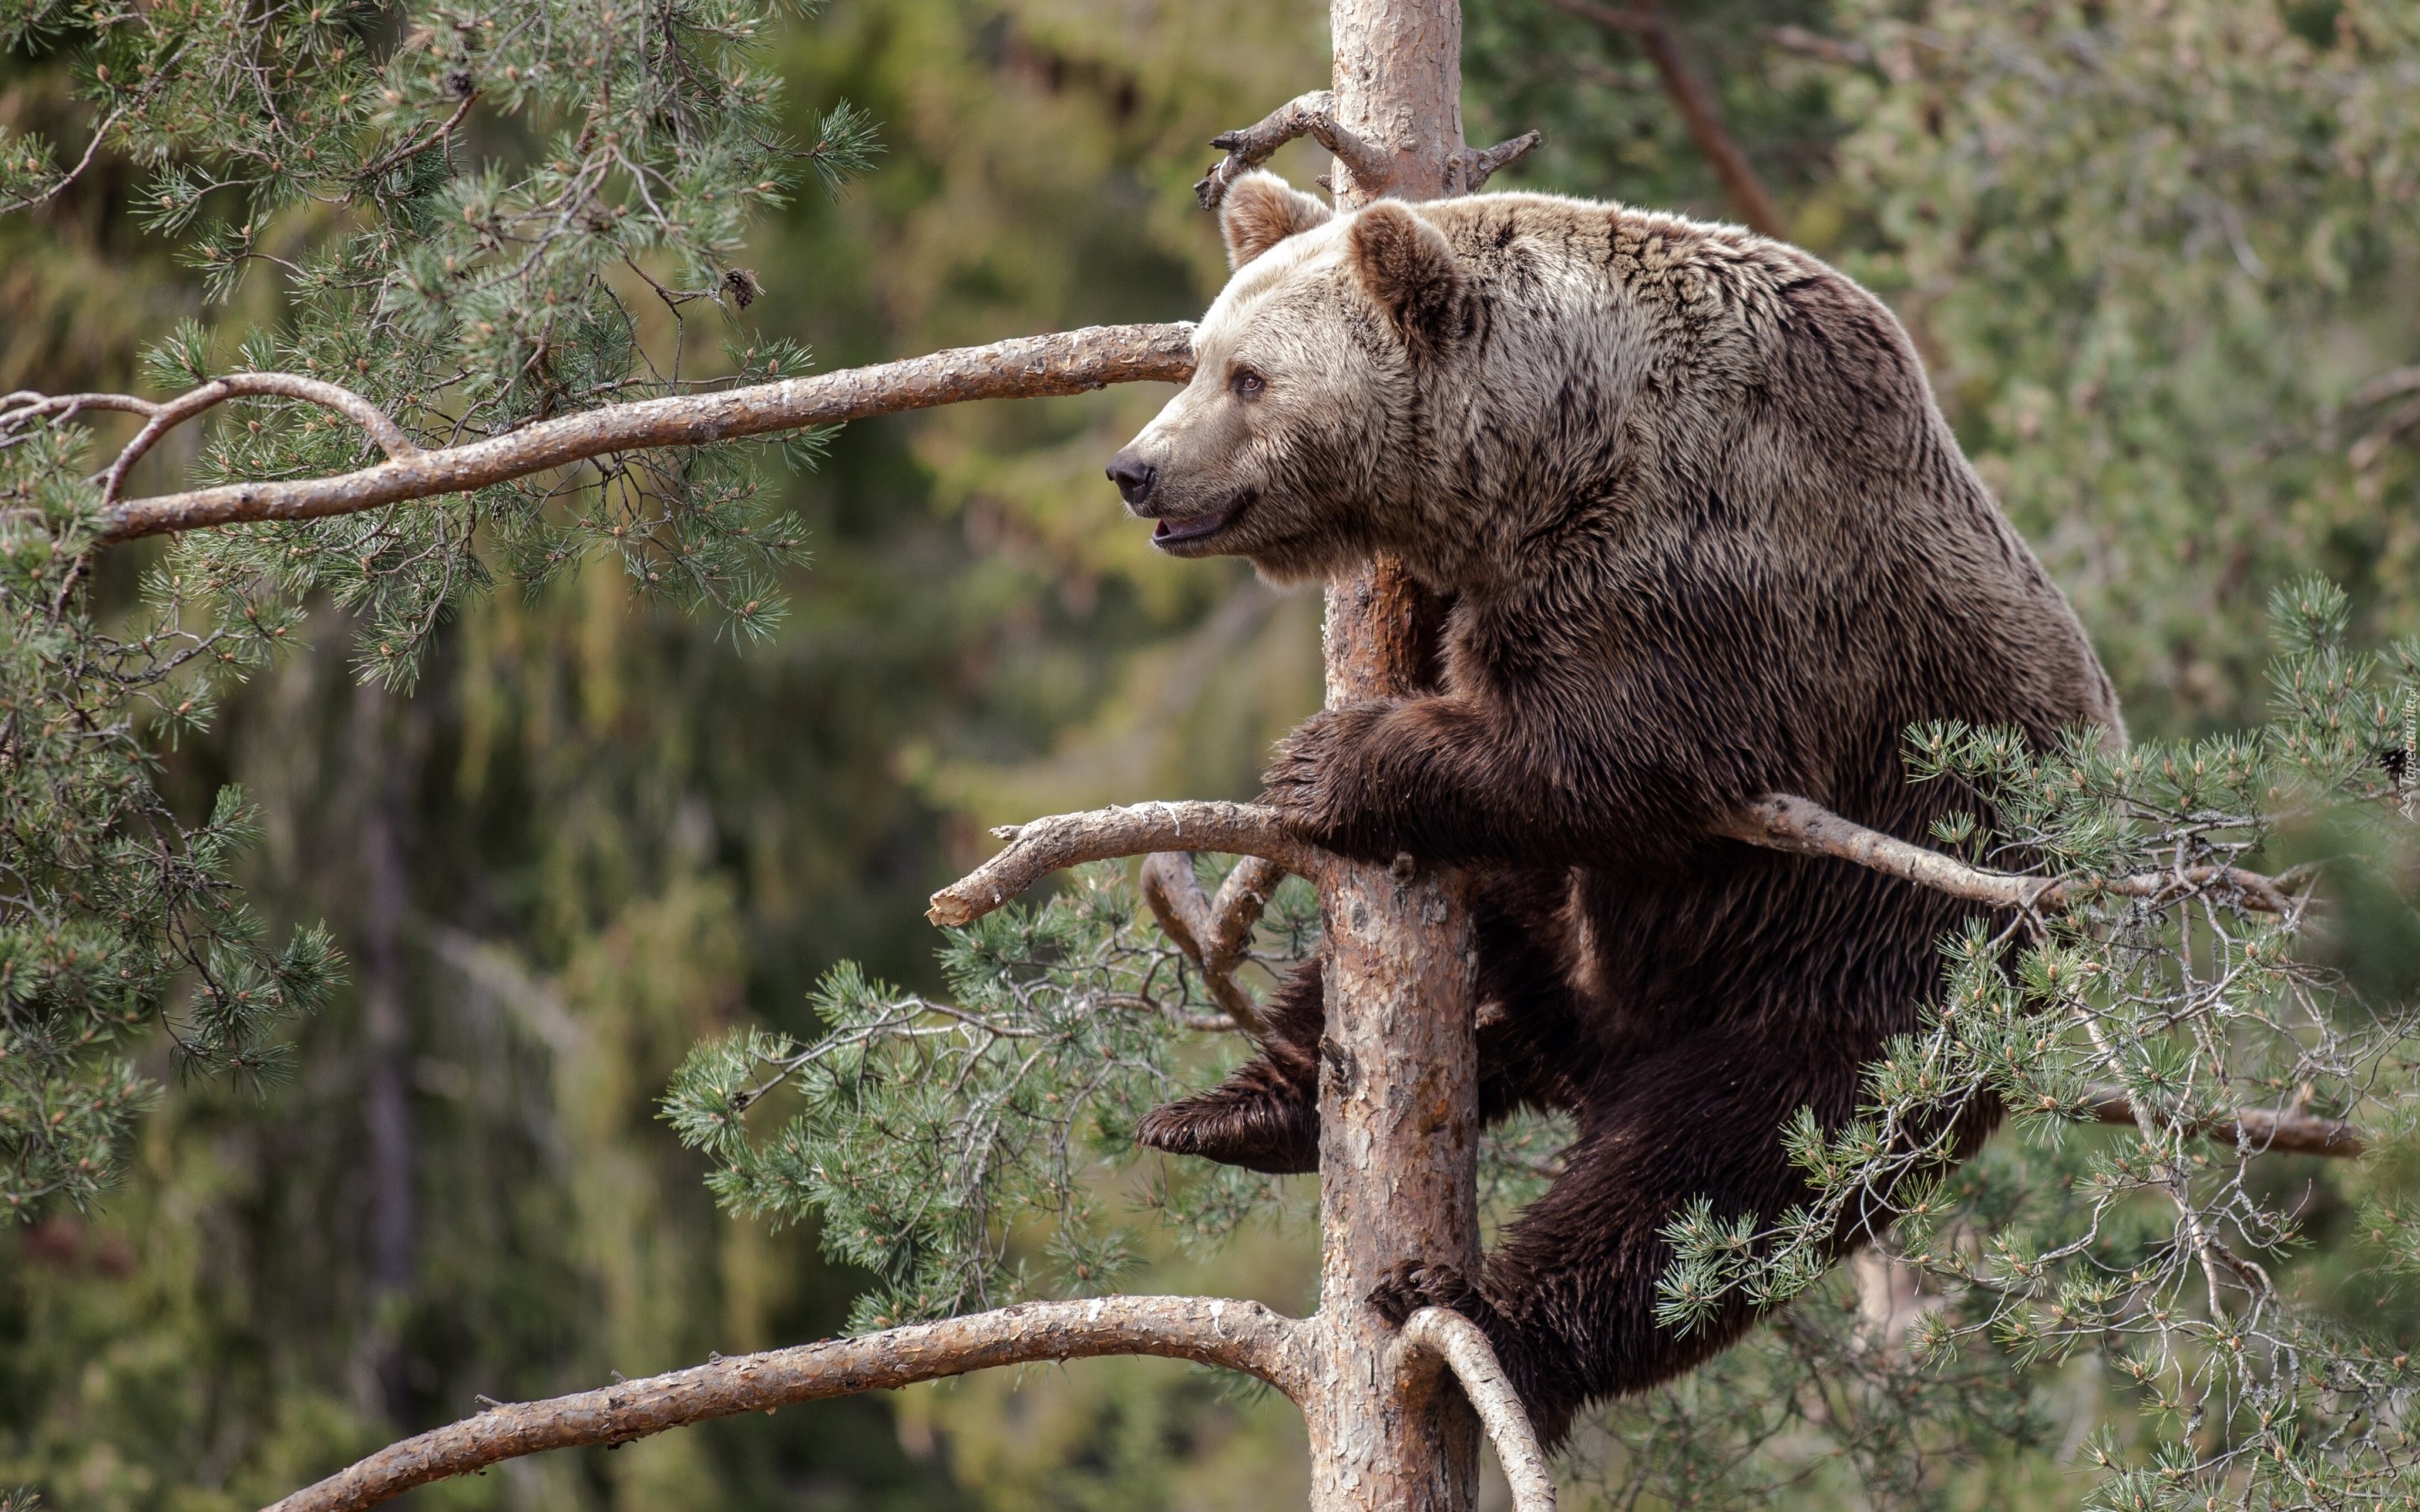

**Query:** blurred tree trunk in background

left=346, top=676, right=419, bottom=1427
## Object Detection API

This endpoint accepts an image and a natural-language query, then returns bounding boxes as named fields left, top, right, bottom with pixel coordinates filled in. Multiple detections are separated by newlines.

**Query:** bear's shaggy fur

left=1107, top=172, right=2120, bottom=1445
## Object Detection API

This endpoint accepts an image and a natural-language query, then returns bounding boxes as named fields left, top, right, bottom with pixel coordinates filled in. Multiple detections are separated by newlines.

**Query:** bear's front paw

left=1368, top=1258, right=1497, bottom=1330
left=1260, top=702, right=1394, bottom=856
left=1372, top=1259, right=1574, bottom=1451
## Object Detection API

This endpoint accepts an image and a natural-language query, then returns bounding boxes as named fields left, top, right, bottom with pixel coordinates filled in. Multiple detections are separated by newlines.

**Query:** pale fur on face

left=1113, top=176, right=1431, bottom=585
left=1118, top=170, right=2049, bottom=622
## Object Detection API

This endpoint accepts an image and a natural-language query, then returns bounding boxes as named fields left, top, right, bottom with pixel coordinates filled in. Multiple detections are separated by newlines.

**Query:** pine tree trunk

left=1304, top=8, right=1485, bottom=1507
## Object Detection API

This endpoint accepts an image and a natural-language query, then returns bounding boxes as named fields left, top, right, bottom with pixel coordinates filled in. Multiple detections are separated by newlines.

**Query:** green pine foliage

left=1644, top=580, right=2419, bottom=1508
left=665, top=862, right=1318, bottom=1333
left=2, top=425, right=340, bottom=1215
left=0, top=0, right=872, bottom=1215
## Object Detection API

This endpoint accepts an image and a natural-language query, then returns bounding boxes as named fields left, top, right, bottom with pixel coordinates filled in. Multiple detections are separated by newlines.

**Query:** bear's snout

left=1106, top=450, right=1158, bottom=509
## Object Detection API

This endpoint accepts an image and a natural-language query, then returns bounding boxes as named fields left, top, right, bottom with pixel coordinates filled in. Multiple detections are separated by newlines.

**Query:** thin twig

left=75, top=323, right=1193, bottom=540
left=1138, top=852, right=1284, bottom=1034
left=355, top=89, right=481, bottom=184
left=261, top=1296, right=1308, bottom=1512
left=1395, top=1308, right=1557, bottom=1512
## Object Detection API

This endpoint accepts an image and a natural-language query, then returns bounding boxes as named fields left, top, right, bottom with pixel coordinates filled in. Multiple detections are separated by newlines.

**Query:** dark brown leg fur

left=1369, top=1017, right=2001, bottom=1449
left=1136, top=958, right=1326, bottom=1174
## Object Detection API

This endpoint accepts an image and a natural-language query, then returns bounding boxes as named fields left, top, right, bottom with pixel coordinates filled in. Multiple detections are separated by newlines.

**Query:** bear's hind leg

left=1371, top=1023, right=1887, bottom=1448
left=1137, top=957, right=1325, bottom=1174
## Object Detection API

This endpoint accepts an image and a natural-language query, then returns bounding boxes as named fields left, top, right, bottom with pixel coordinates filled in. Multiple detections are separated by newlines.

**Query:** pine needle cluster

left=663, top=862, right=1320, bottom=1334
left=1645, top=580, right=2420, bottom=1508
left=0, top=0, right=871, bottom=1211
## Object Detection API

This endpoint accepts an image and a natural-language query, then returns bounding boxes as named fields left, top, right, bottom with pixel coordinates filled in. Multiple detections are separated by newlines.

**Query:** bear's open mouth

left=1150, top=491, right=1252, bottom=549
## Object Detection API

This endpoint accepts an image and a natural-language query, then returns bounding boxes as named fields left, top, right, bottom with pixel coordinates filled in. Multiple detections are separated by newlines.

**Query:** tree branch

left=928, top=802, right=1325, bottom=928
left=1139, top=851, right=1286, bottom=1034
left=1447, top=130, right=1545, bottom=195
left=0, top=49, right=187, bottom=218
left=1716, top=793, right=2296, bottom=916
left=3, top=370, right=426, bottom=502
left=1545, top=0, right=1787, bottom=239
left=1396, top=1309, right=1558, bottom=1512
left=262, top=1296, right=1308, bottom=1512
left=46, top=323, right=1193, bottom=541
left=1194, top=90, right=1397, bottom=209
left=2088, top=1095, right=2365, bottom=1158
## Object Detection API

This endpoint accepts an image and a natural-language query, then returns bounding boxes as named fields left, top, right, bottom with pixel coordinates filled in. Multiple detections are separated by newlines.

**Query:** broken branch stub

left=1447, top=130, right=1544, bottom=194
left=1194, top=90, right=1397, bottom=210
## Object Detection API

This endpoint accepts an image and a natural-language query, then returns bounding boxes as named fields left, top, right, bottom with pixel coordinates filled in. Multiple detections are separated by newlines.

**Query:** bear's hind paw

left=1137, top=1089, right=1318, bottom=1175
left=1368, top=1258, right=1495, bottom=1329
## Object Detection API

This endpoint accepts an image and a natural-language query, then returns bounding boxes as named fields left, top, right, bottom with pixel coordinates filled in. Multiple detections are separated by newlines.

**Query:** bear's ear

left=1220, top=171, right=1335, bottom=270
left=1348, top=200, right=1465, bottom=349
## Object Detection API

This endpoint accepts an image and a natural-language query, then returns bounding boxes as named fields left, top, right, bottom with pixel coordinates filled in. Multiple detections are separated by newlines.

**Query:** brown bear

left=1105, top=171, right=2119, bottom=1445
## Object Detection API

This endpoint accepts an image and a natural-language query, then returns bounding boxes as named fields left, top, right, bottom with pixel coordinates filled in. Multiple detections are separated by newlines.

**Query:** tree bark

left=925, top=801, right=1328, bottom=928
left=1308, top=13, right=1487, bottom=1509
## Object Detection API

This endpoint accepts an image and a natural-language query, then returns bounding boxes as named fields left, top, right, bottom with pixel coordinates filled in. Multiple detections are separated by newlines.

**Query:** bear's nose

left=1107, top=452, right=1158, bottom=509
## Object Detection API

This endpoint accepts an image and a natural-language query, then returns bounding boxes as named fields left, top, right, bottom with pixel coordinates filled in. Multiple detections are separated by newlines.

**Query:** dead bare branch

left=50, top=323, right=1193, bottom=541
left=1396, top=1309, right=1558, bottom=1512
left=1546, top=0, right=1787, bottom=239
left=1717, top=793, right=2296, bottom=916
left=1449, top=130, right=1544, bottom=195
left=1208, top=854, right=1287, bottom=957
left=3, top=370, right=425, bottom=502
left=2087, top=1095, right=2365, bottom=1158
left=1194, top=90, right=1397, bottom=210
left=1139, top=852, right=1286, bottom=1034
left=929, top=802, right=1325, bottom=929
left=262, top=1296, right=1309, bottom=1512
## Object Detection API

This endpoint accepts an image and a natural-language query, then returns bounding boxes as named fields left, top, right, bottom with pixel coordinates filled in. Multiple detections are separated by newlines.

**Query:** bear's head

left=1107, top=171, right=1473, bottom=585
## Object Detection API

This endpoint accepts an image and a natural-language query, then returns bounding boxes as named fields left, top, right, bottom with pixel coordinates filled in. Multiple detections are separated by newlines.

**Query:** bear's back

left=1404, top=189, right=2118, bottom=767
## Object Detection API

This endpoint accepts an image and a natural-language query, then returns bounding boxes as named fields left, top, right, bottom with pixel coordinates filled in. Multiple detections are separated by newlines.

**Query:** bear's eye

left=1228, top=366, right=1267, bottom=401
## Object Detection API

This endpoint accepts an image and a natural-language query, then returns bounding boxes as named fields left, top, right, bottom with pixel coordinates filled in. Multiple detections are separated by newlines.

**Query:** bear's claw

left=1369, top=1258, right=1494, bottom=1327
left=1137, top=1085, right=1318, bottom=1174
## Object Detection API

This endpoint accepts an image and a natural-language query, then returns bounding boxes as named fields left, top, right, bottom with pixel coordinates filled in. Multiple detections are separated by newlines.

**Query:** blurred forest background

left=4, top=1, right=2417, bottom=1509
